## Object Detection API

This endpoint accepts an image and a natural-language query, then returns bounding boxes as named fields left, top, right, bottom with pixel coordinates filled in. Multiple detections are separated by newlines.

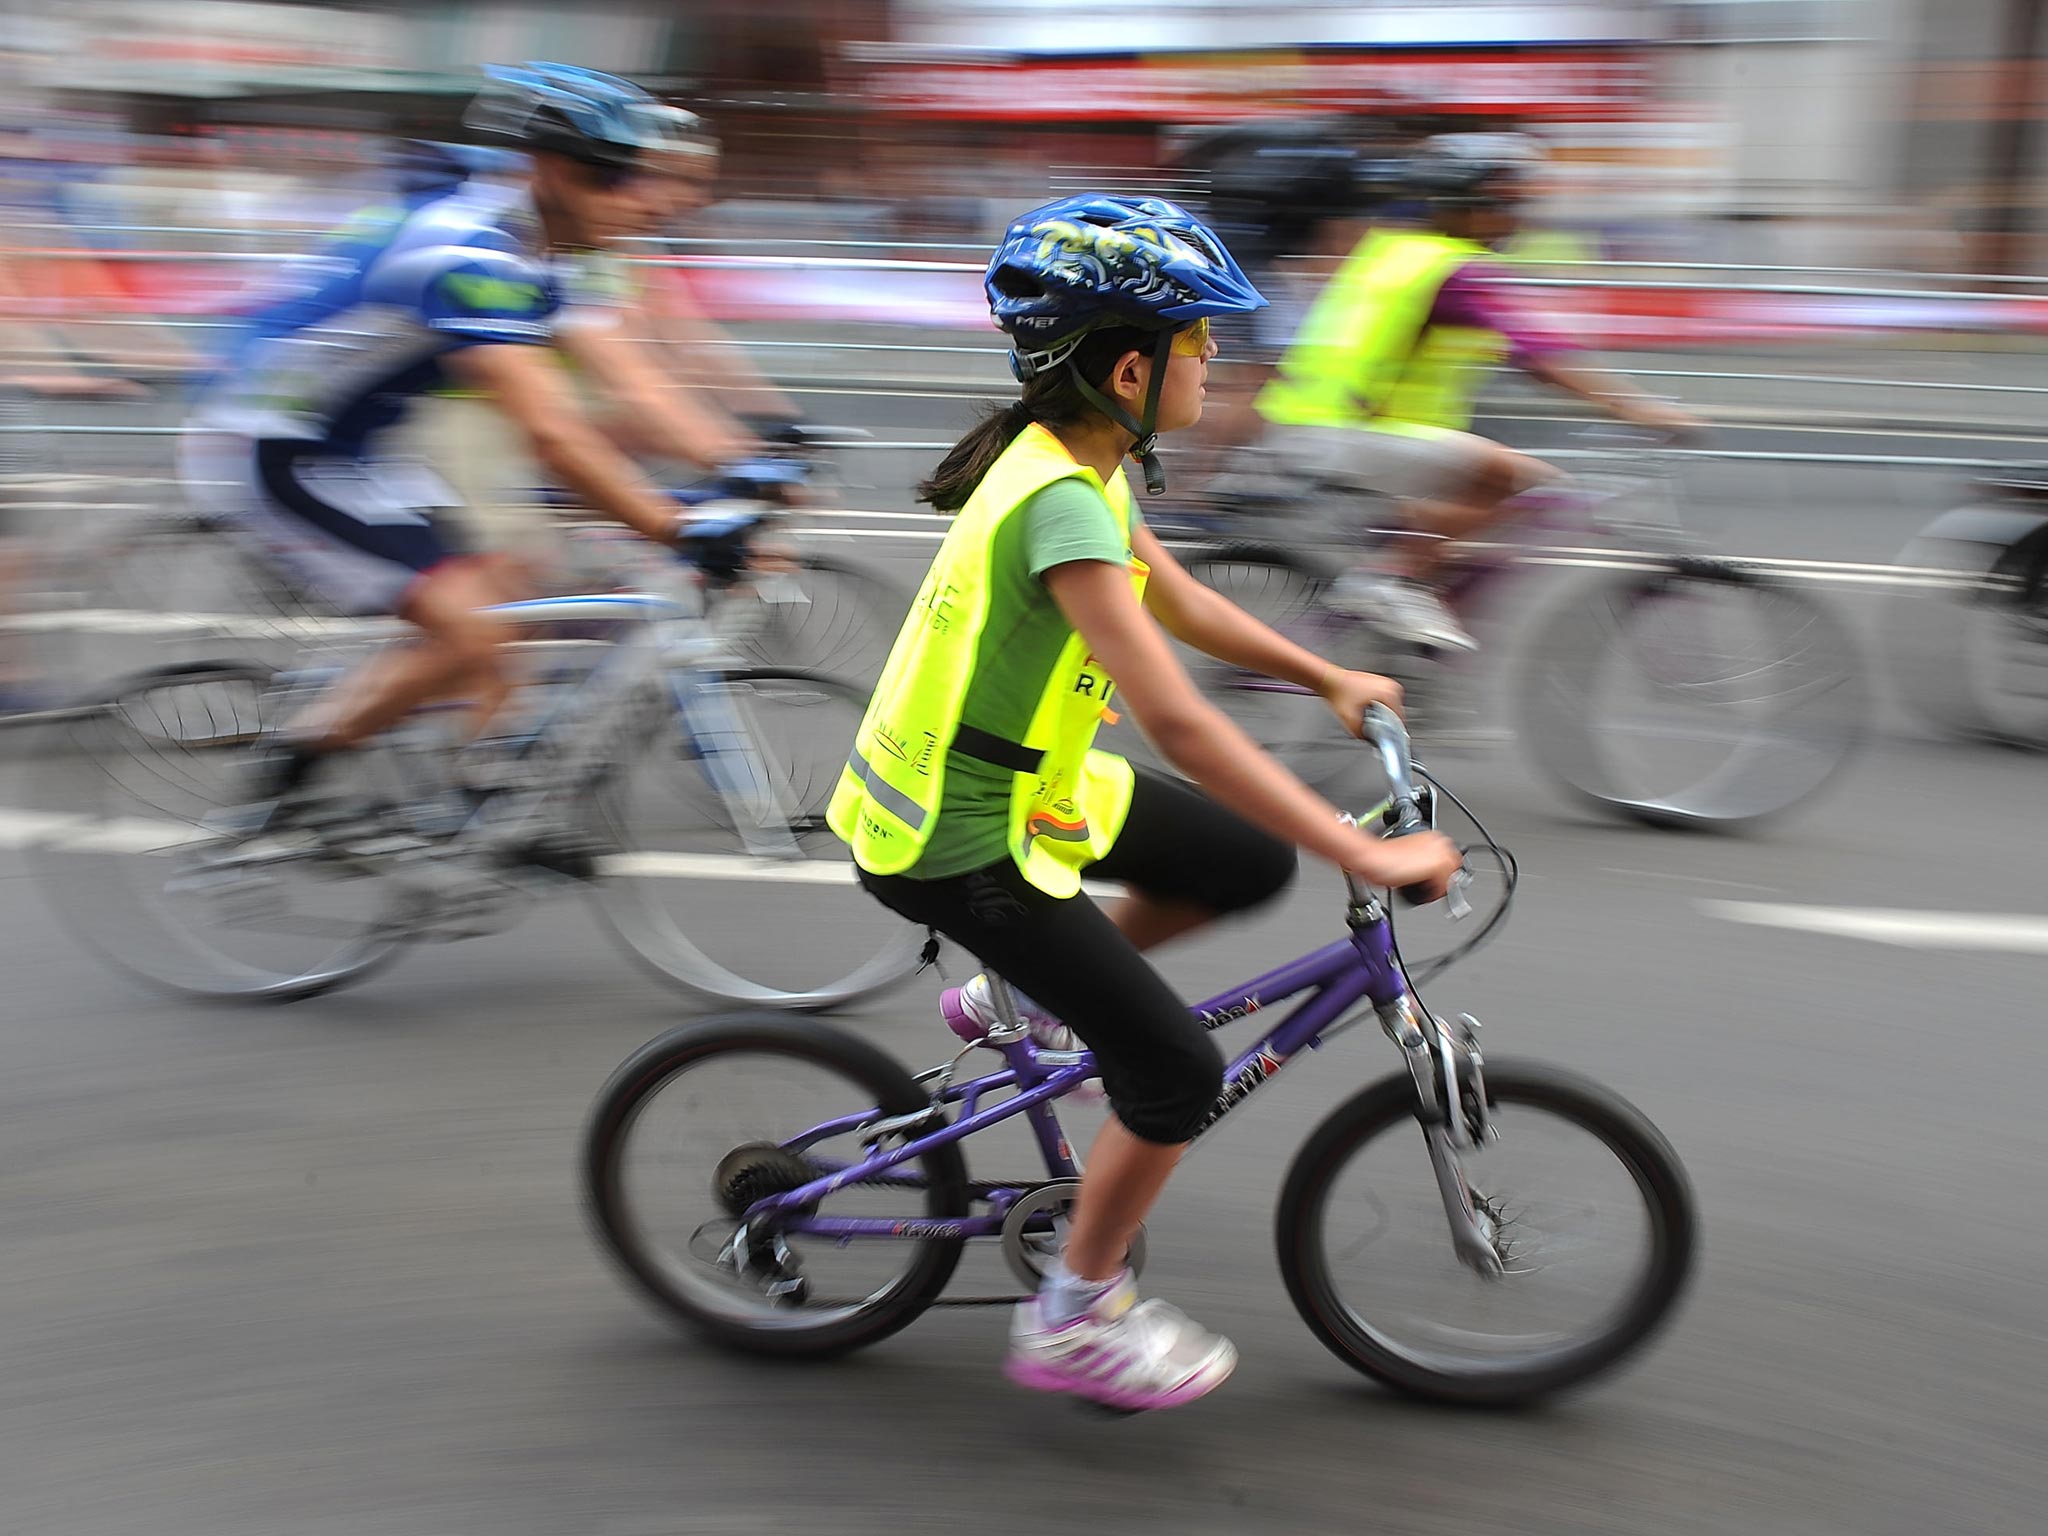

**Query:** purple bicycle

left=1148, top=431, right=1867, bottom=829
left=583, top=708, right=1696, bottom=1406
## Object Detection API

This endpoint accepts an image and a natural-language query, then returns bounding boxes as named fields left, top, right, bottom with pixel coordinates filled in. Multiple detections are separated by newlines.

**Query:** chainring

left=999, top=1178, right=1147, bottom=1288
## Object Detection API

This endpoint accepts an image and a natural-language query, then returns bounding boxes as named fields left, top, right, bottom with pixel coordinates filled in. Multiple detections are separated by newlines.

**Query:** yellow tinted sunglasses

left=1169, top=317, right=1211, bottom=357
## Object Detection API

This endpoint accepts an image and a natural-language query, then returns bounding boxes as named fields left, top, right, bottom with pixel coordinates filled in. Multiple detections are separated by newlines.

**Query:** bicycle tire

left=1154, top=545, right=1376, bottom=792
left=1276, top=1059, right=1696, bottom=1406
left=30, top=659, right=405, bottom=1003
left=28, top=509, right=339, bottom=712
left=584, top=1014, right=969, bottom=1358
left=588, top=665, right=923, bottom=1010
left=716, top=551, right=908, bottom=686
left=1885, top=517, right=2048, bottom=748
left=1515, top=560, right=1866, bottom=829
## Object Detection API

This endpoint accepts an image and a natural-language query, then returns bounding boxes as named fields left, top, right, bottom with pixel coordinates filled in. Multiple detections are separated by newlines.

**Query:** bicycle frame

left=255, top=581, right=800, bottom=865
left=745, top=895, right=1448, bottom=1247
left=1425, top=450, right=1692, bottom=619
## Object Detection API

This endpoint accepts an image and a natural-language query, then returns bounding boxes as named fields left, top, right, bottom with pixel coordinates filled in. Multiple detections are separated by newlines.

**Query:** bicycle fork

left=673, top=671, right=803, bottom=859
left=1379, top=995, right=1507, bottom=1279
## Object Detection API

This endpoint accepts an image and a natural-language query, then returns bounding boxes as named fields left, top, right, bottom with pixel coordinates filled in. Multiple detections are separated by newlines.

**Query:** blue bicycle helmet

left=986, top=194, right=1265, bottom=493
left=465, top=62, right=708, bottom=172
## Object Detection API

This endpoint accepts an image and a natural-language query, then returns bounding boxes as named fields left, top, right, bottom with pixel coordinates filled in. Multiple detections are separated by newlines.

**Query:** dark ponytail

left=916, top=324, right=1152, bottom=512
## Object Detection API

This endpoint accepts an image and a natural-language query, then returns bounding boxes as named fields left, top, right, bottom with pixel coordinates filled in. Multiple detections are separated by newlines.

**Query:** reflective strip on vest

left=843, top=746, right=930, bottom=834
left=1255, top=231, right=1500, bottom=433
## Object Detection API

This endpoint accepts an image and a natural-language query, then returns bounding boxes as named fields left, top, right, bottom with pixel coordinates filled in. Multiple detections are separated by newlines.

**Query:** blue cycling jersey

left=194, top=181, right=562, bottom=454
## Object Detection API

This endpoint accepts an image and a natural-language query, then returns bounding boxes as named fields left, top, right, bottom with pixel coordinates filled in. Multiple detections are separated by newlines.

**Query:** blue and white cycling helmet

left=466, top=62, right=715, bottom=173
left=986, top=194, right=1265, bottom=493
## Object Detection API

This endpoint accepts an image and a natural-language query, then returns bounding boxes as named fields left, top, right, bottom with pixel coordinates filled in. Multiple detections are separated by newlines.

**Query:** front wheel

left=589, top=665, right=923, bottom=1010
left=1516, top=562, right=1866, bottom=829
left=714, top=551, right=908, bottom=688
left=1277, top=1060, right=1695, bottom=1406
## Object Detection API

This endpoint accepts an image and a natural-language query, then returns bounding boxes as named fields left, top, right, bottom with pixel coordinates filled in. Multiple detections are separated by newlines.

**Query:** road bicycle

left=32, top=512, right=922, bottom=1009
left=584, top=707, right=1696, bottom=1406
left=1143, top=430, right=1867, bottom=829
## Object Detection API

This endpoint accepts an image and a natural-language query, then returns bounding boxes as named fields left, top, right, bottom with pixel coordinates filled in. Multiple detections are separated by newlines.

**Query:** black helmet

left=1405, top=132, right=1545, bottom=205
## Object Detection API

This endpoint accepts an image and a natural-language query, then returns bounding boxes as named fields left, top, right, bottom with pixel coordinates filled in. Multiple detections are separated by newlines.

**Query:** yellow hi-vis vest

left=827, top=423, right=1146, bottom=896
left=1255, top=230, right=1507, bottom=434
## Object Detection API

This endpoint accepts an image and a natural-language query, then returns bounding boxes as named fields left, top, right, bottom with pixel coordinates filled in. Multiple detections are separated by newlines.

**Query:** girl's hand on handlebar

left=1318, top=667, right=1405, bottom=735
left=1346, top=828, right=1463, bottom=900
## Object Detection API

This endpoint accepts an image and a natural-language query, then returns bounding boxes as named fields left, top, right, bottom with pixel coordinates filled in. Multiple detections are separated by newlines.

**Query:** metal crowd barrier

left=3, top=227, right=2044, bottom=478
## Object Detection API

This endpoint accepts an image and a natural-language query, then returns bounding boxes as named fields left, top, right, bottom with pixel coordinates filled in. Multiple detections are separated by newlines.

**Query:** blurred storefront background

left=0, top=0, right=2041, bottom=368
left=1, top=0, right=2039, bottom=261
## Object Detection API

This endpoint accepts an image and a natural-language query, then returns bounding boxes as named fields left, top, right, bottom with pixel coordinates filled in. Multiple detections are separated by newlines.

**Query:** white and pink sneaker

left=940, top=973, right=1075, bottom=1052
left=1005, top=1270, right=1237, bottom=1412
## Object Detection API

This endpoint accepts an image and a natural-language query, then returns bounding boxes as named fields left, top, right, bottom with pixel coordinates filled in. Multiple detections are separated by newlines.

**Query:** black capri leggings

left=858, top=771, right=1296, bottom=1145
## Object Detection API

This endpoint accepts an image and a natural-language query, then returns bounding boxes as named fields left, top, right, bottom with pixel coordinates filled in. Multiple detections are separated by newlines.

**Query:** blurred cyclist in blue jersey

left=181, top=63, right=744, bottom=822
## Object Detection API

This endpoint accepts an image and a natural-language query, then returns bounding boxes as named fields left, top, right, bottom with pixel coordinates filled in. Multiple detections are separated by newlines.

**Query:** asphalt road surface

left=3, top=342, right=2044, bottom=1536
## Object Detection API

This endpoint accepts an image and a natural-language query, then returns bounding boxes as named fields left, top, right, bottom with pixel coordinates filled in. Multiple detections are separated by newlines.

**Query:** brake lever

left=1446, top=868, right=1473, bottom=921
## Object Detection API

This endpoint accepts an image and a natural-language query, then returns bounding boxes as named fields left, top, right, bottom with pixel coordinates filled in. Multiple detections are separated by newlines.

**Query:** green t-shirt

left=910, top=475, right=1137, bottom=879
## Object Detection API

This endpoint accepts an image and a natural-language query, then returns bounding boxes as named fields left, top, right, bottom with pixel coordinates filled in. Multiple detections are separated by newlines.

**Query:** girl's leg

left=1061, top=1121, right=1185, bottom=1280
left=868, top=774, right=1296, bottom=1284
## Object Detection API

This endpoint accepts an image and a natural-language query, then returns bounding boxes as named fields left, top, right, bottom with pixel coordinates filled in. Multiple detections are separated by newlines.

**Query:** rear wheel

left=30, top=661, right=403, bottom=1001
left=1154, top=546, right=1375, bottom=793
left=28, top=510, right=334, bottom=712
left=584, top=1015, right=968, bottom=1357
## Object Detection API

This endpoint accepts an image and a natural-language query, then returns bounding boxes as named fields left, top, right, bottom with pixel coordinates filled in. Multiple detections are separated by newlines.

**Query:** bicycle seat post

left=980, top=973, right=1031, bottom=1044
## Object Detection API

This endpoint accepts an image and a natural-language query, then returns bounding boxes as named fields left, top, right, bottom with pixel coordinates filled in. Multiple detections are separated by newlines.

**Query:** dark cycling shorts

left=857, top=771, right=1296, bottom=1145
left=179, top=431, right=471, bottom=615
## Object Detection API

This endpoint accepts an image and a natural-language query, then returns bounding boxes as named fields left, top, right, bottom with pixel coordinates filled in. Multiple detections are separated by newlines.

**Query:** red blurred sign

left=867, top=50, right=1651, bottom=122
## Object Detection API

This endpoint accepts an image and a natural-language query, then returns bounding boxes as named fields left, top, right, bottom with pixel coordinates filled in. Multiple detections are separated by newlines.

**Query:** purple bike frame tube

left=780, top=1067, right=1022, bottom=1154
left=797, top=1212, right=1007, bottom=1242
left=784, top=968, right=1389, bottom=1243
left=1024, top=1102, right=1080, bottom=1178
left=761, top=925, right=1410, bottom=1222
left=752, top=1061, right=1094, bottom=1220
left=1185, top=936, right=1376, bottom=1031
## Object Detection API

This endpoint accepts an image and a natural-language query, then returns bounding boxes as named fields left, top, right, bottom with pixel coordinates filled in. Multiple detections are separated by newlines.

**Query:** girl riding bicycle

left=830, top=195, right=1463, bottom=1411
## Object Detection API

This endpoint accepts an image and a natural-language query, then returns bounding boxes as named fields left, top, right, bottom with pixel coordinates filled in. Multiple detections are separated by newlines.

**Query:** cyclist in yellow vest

left=831, top=195, right=1462, bottom=1411
left=1257, top=134, right=1695, bottom=651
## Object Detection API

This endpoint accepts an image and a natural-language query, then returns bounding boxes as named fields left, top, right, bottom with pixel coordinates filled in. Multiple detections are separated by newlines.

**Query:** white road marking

left=604, top=849, right=855, bottom=884
left=1702, top=899, right=2048, bottom=953
left=0, top=808, right=206, bottom=853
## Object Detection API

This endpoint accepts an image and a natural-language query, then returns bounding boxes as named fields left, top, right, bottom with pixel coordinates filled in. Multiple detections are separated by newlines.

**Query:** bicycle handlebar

left=1362, top=704, right=1426, bottom=834
left=1360, top=703, right=1472, bottom=917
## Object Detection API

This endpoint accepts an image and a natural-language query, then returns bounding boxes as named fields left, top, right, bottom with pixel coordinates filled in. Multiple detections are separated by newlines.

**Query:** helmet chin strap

left=1068, top=329, right=1176, bottom=496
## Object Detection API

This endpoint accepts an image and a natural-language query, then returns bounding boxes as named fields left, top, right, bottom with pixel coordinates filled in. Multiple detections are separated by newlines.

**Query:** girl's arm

left=1045, top=557, right=1458, bottom=892
left=1133, top=520, right=1402, bottom=737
